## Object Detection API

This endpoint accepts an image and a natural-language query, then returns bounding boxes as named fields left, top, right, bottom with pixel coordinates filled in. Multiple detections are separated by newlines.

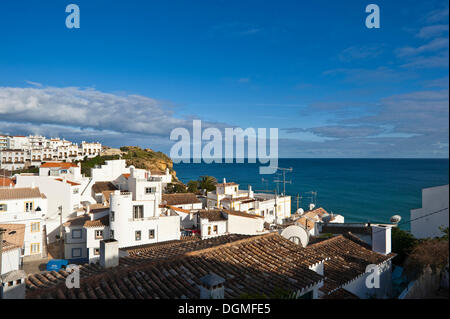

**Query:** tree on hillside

left=198, top=175, right=217, bottom=192
left=391, top=227, right=419, bottom=266
left=404, top=239, right=449, bottom=280
left=165, top=183, right=187, bottom=194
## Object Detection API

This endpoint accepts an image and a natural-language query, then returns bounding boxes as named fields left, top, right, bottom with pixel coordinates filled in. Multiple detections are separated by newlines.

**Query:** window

left=208, top=226, right=211, bottom=235
left=110, top=211, right=115, bottom=222
left=72, top=248, right=82, bottom=258
left=213, top=225, right=218, bottom=233
left=31, top=222, right=40, bottom=232
left=94, top=248, right=100, bottom=256
left=30, top=243, right=40, bottom=254
left=73, top=188, right=79, bottom=194
left=25, top=201, right=34, bottom=212
left=110, top=230, right=114, bottom=239
left=95, top=230, right=103, bottom=239
left=133, top=205, right=144, bottom=219
left=135, top=231, right=141, bottom=241
left=72, top=229, right=82, bottom=239
left=145, top=187, right=156, bottom=194
left=0, top=204, right=7, bottom=212
left=149, top=229, right=155, bottom=239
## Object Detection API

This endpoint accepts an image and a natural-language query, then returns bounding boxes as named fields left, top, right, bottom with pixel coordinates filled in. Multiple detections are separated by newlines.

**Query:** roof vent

left=199, top=273, right=225, bottom=299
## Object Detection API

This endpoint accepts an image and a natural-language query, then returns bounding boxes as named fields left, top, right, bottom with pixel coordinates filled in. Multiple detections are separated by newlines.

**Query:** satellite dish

left=390, top=215, right=402, bottom=223
left=280, top=225, right=310, bottom=247
left=296, top=208, right=304, bottom=215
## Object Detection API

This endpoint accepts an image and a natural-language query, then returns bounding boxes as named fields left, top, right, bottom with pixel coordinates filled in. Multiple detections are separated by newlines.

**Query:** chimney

left=99, top=239, right=119, bottom=268
left=309, top=203, right=315, bottom=211
left=248, top=185, right=253, bottom=198
left=199, top=273, right=225, bottom=299
left=371, top=225, right=391, bottom=255
left=223, top=178, right=226, bottom=184
left=0, top=270, right=27, bottom=299
left=129, top=165, right=135, bottom=178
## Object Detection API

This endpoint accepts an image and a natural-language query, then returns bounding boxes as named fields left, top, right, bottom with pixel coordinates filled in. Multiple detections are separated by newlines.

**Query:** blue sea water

left=174, top=159, right=449, bottom=230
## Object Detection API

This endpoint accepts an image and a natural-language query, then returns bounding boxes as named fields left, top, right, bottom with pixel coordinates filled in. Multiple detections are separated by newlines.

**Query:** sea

left=174, top=159, right=449, bottom=230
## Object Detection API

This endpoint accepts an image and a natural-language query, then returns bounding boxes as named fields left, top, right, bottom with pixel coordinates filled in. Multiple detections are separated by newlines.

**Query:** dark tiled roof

left=322, top=288, right=359, bottom=299
left=26, top=233, right=323, bottom=299
left=92, top=182, right=118, bottom=194
left=162, top=193, right=201, bottom=205
left=307, top=232, right=395, bottom=294
left=197, top=210, right=227, bottom=221
left=25, top=232, right=395, bottom=299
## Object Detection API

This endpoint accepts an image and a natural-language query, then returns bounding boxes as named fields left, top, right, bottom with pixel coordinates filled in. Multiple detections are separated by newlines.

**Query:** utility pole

left=58, top=206, right=63, bottom=259
left=273, top=167, right=292, bottom=196
left=0, top=228, right=6, bottom=274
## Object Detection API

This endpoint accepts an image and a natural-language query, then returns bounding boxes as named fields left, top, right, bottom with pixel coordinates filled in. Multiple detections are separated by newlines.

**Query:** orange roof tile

left=40, top=162, right=78, bottom=168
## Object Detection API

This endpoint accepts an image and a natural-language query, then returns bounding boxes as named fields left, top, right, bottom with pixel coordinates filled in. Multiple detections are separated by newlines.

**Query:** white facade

left=64, top=163, right=180, bottom=263
left=0, top=135, right=102, bottom=170
left=207, top=180, right=291, bottom=225
left=15, top=174, right=83, bottom=243
left=0, top=188, right=47, bottom=258
left=192, top=209, right=266, bottom=239
left=411, top=184, right=449, bottom=239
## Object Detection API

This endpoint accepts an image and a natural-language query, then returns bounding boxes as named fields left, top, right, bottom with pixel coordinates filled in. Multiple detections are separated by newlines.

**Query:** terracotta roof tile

left=25, top=232, right=395, bottom=299
left=92, top=182, right=118, bottom=194
left=0, top=187, right=43, bottom=200
left=0, top=224, right=25, bottom=252
left=40, top=162, right=78, bottom=168
left=84, top=215, right=109, bottom=228
left=162, top=193, right=201, bottom=205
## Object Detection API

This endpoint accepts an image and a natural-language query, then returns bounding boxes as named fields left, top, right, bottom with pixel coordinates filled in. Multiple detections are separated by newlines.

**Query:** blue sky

left=0, top=0, right=448, bottom=158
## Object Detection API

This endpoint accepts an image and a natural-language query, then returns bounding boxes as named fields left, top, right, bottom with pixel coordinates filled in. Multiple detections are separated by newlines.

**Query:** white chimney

left=309, top=203, right=315, bottom=211
left=199, top=273, right=225, bottom=299
left=223, top=178, right=226, bottom=184
left=1, top=270, right=27, bottom=299
left=99, top=239, right=119, bottom=268
left=129, top=165, right=135, bottom=178
left=371, top=225, right=392, bottom=255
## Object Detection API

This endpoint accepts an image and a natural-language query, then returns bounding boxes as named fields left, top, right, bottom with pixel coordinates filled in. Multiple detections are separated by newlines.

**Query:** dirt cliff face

left=120, top=146, right=180, bottom=183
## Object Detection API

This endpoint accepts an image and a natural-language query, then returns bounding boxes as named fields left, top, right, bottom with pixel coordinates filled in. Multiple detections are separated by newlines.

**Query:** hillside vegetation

left=78, top=146, right=180, bottom=182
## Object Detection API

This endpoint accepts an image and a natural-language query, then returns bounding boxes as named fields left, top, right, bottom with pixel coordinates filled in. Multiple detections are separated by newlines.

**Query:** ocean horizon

left=174, top=158, right=449, bottom=231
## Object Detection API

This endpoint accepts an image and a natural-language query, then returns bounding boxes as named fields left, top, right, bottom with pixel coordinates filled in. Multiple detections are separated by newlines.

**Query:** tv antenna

left=273, top=167, right=292, bottom=196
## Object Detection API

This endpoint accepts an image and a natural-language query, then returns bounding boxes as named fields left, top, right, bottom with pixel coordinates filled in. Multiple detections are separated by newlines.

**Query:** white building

left=0, top=149, right=26, bottom=171
left=206, top=179, right=291, bottom=225
left=173, top=208, right=266, bottom=239
left=0, top=134, right=102, bottom=169
left=0, top=187, right=47, bottom=259
left=14, top=162, right=88, bottom=243
left=63, top=165, right=180, bottom=263
left=162, top=193, right=202, bottom=210
left=0, top=136, right=8, bottom=150
left=292, top=207, right=345, bottom=236
left=411, top=184, right=449, bottom=239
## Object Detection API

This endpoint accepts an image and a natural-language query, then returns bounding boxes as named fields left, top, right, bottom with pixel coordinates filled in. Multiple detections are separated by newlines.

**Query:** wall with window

left=0, top=195, right=47, bottom=258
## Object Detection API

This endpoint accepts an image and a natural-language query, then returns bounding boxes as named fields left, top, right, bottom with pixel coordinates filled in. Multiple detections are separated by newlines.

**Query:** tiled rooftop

left=162, top=193, right=201, bottom=205
left=25, top=232, right=395, bottom=299
left=0, top=187, right=44, bottom=200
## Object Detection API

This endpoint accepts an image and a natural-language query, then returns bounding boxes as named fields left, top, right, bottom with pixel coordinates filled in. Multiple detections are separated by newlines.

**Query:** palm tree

left=198, top=175, right=217, bottom=192
left=187, top=180, right=199, bottom=193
